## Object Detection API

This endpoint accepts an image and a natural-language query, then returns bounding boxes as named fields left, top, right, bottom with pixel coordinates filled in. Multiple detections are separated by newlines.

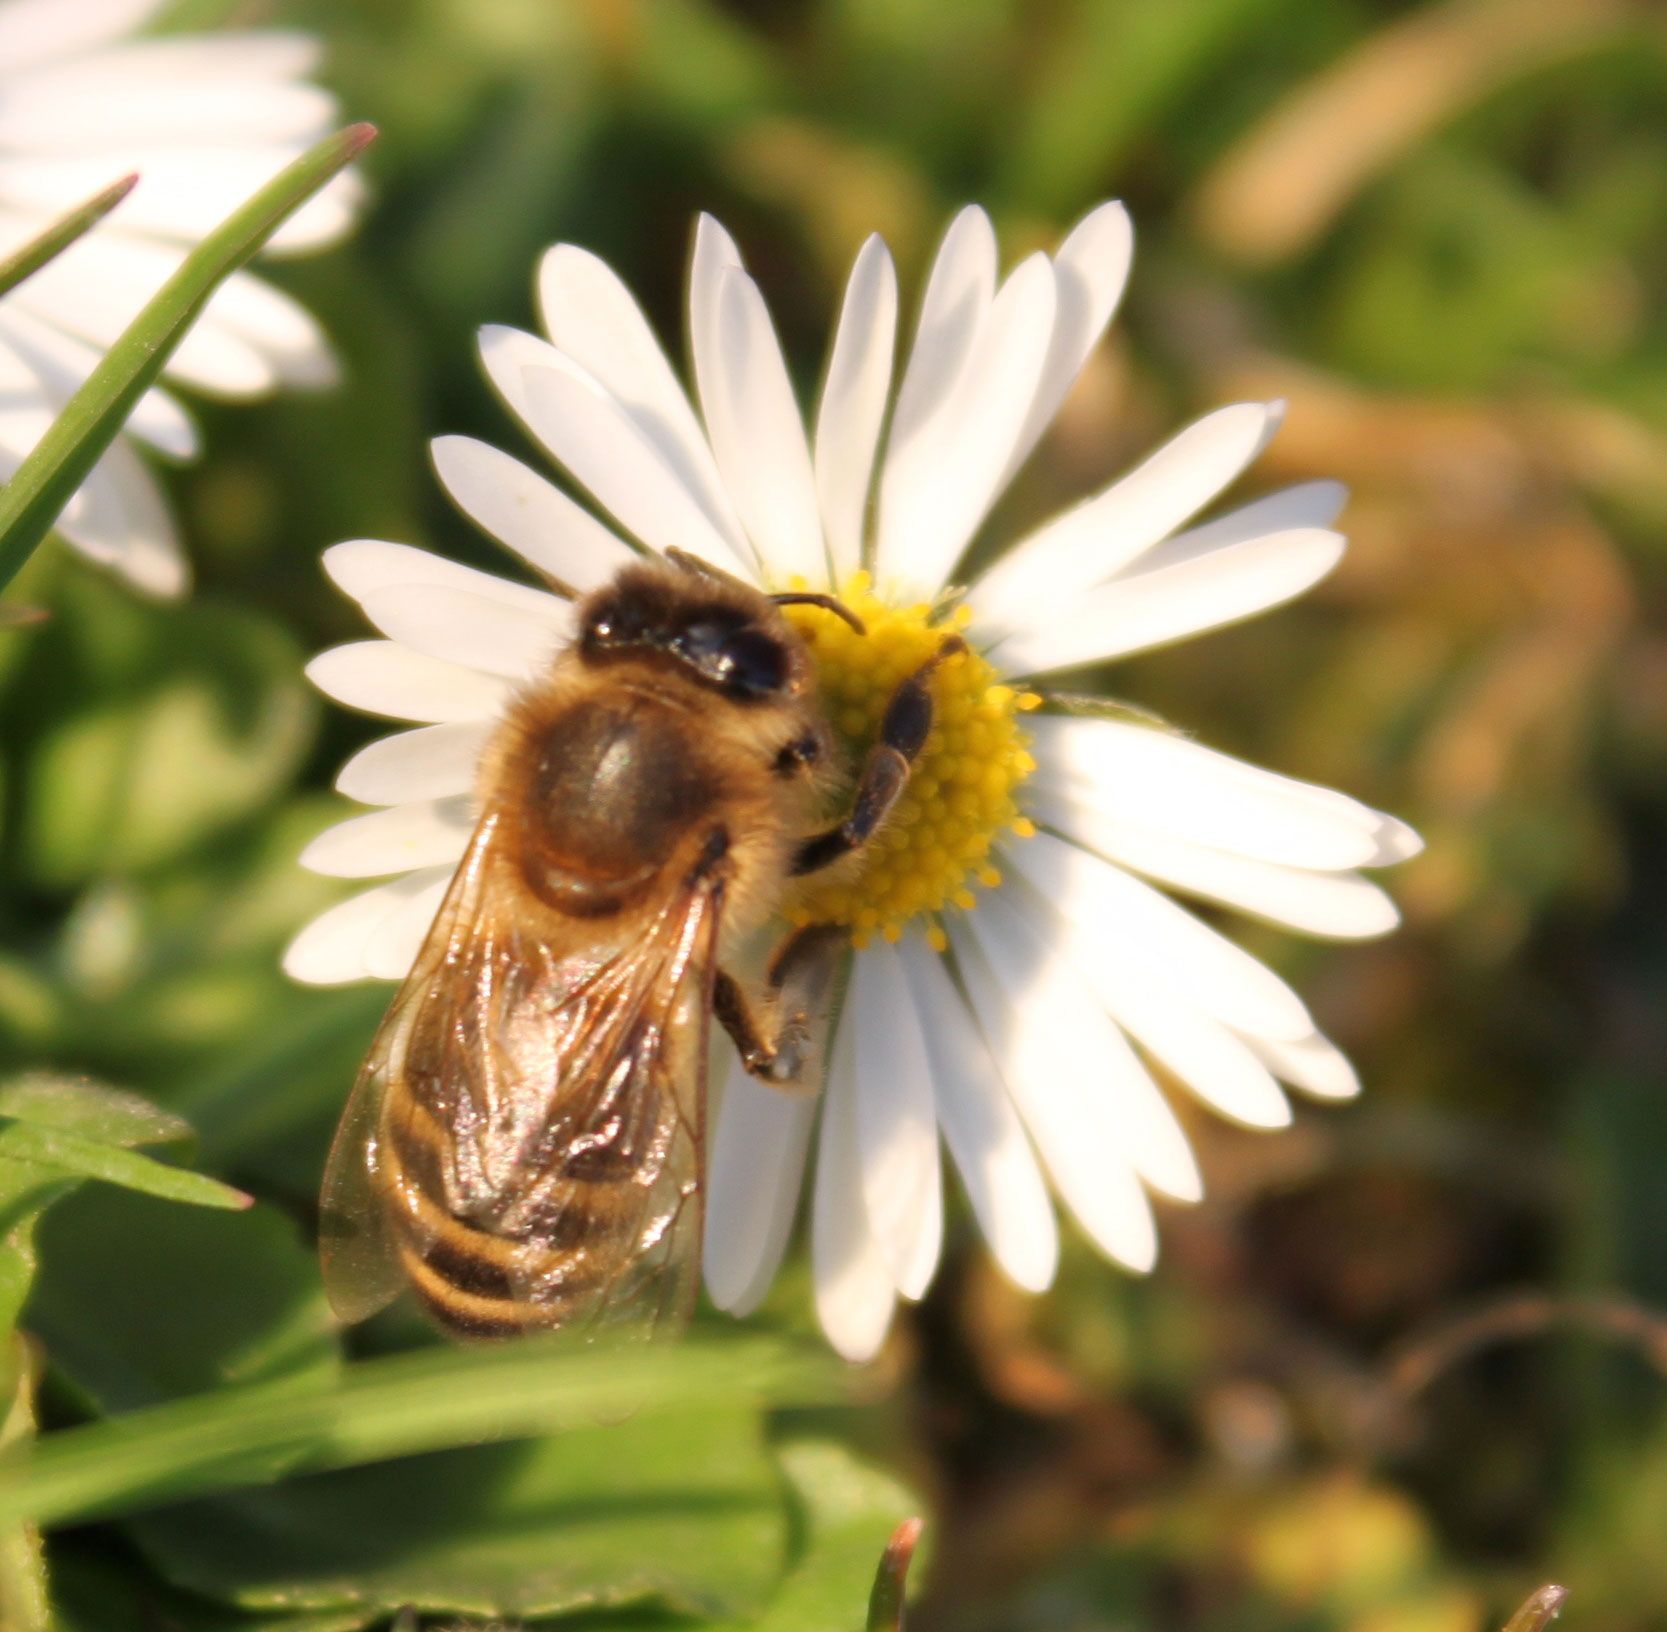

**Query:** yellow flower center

left=782, top=571, right=1040, bottom=951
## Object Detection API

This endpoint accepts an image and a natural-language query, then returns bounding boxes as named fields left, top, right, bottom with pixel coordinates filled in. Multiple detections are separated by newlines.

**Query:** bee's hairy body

left=320, top=553, right=961, bottom=1340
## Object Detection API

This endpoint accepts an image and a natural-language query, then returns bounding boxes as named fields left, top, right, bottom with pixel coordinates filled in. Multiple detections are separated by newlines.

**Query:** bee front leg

left=714, top=924, right=846, bottom=1094
left=791, top=634, right=967, bottom=877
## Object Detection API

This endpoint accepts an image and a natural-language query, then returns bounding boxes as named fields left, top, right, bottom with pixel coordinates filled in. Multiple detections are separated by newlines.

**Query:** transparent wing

left=320, top=809, right=722, bottom=1339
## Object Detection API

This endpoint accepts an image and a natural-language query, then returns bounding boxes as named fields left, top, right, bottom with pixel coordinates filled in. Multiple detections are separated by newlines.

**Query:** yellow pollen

left=782, top=572, right=1036, bottom=944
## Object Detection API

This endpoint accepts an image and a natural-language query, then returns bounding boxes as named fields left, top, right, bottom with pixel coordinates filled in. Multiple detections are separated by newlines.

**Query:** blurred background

left=3, top=0, right=1667, bottom=1627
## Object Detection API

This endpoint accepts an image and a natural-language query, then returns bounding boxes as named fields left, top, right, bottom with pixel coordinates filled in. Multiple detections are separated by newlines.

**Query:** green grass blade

left=0, top=123, right=376, bottom=592
left=0, top=1120, right=249, bottom=1212
left=0, top=175, right=139, bottom=301
left=0, top=1332, right=848, bottom=1531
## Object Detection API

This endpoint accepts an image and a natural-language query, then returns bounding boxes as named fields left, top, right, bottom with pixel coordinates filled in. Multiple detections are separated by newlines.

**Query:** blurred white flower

left=0, top=0, right=362, bottom=595
left=287, top=203, right=1420, bottom=1361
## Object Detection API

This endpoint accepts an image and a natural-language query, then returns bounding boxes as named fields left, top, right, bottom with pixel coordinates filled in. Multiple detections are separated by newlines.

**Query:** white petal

left=480, top=326, right=752, bottom=577
left=1004, top=832, right=1315, bottom=1041
left=950, top=914, right=1156, bottom=1272
left=812, top=1021, right=897, bottom=1362
left=1244, top=1030, right=1362, bottom=1101
left=51, top=432, right=186, bottom=597
left=538, top=241, right=745, bottom=564
left=0, top=0, right=165, bottom=72
left=972, top=402, right=1284, bottom=634
left=0, top=51, right=335, bottom=149
left=430, top=435, right=637, bottom=594
left=995, top=526, right=1345, bottom=675
left=1139, top=479, right=1347, bottom=572
left=814, top=234, right=897, bottom=578
left=984, top=889, right=1202, bottom=1202
left=699, top=266, right=826, bottom=585
left=703, top=1058, right=815, bottom=1314
left=299, top=797, right=475, bottom=879
left=876, top=253, right=1057, bottom=595
left=898, top=939, right=1057, bottom=1292
left=883, top=206, right=995, bottom=483
left=305, top=641, right=512, bottom=724
left=336, top=722, right=493, bottom=806
left=1034, top=787, right=1401, bottom=938
left=0, top=300, right=196, bottom=458
left=1067, top=943, right=1292, bottom=1130
left=324, top=540, right=570, bottom=616
left=282, top=866, right=451, bottom=985
left=355, top=584, right=569, bottom=682
left=999, top=201, right=1133, bottom=486
left=1029, top=715, right=1397, bottom=871
left=850, top=943, right=942, bottom=1299
left=364, top=870, right=454, bottom=981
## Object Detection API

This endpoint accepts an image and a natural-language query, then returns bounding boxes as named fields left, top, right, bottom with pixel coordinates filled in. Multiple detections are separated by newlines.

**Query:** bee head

left=579, top=563, right=797, bottom=701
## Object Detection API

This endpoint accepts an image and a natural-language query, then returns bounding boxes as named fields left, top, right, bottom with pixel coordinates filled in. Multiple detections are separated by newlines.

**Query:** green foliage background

left=3, top=0, right=1667, bottom=1626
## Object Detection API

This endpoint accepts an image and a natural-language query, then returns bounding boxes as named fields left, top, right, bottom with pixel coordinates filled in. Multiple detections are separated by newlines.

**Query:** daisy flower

left=286, top=203, right=1420, bottom=1361
left=0, top=0, right=361, bottom=595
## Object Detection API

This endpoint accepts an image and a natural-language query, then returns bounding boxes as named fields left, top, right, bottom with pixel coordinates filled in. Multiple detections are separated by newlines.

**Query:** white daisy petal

left=698, top=266, right=827, bottom=586
left=877, top=252, right=1057, bottom=595
left=0, top=0, right=164, bottom=72
left=851, top=942, right=942, bottom=1299
left=430, top=435, right=638, bottom=594
left=53, top=427, right=186, bottom=596
left=986, top=888, right=1203, bottom=1202
left=1000, top=200, right=1133, bottom=485
left=335, top=722, right=493, bottom=807
left=1139, top=479, right=1347, bottom=572
left=1034, top=786, right=1400, bottom=938
left=883, top=205, right=996, bottom=477
left=0, top=302, right=196, bottom=458
left=972, top=401, right=1284, bottom=634
left=1029, top=715, right=1401, bottom=871
left=481, top=326, right=752, bottom=577
left=814, top=233, right=897, bottom=578
left=898, top=938, right=1057, bottom=1292
left=995, top=525, right=1345, bottom=675
left=282, top=866, right=451, bottom=985
left=306, top=641, right=513, bottom=724
left=1005, top=832, right=1315, bottom=1042
left=323, top=540, right=571, bottom=617
left=812, top=1022, right=898, bottom=1362
left=950, top=915, right=1157, bottom=1272
left=299, top=797, right=475, bottom=880
left=704, top=1058, right=816, bottom=1314
left=1068, top=942, right=1292, bottom=1129
left=356, top=583, right=570, bottom=681
left=1244, top=1030, right=1363, bottom=1101
left=364, top=870, right=453, bottom=982
left=538, top=240, right=746, bottom=563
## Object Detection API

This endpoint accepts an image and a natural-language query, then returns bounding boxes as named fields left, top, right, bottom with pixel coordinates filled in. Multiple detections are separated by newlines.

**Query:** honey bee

left=319, top=549, right=964, bottom=1338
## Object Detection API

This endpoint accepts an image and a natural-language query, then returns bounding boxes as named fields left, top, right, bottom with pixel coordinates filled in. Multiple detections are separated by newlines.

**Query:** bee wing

left=322, top=810, right=723, bottom=1339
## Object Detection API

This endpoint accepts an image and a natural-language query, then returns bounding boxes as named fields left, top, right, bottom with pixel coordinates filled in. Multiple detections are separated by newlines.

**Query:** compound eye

left=676, top=618, right=786, bottom=696
left=719, top=628, right=788, bottom=696
left=584, top=597, right=639, bottom=647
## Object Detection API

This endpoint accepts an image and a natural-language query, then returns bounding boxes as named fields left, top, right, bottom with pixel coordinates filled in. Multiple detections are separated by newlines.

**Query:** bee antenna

left=771, top=591, right=866, bottom=636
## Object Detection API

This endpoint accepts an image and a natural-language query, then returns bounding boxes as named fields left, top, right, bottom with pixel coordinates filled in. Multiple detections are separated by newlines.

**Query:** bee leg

left=791, top=634, right=967, bottom=877
left=713, top=924, right=845, bottom=1093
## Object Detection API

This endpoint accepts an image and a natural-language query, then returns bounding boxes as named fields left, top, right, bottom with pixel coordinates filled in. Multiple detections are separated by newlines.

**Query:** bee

left=319, top=549, right=964, bottom=1338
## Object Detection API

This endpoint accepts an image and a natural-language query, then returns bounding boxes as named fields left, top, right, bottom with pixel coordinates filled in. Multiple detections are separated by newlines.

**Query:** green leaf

left=128, top=1403, right=786, bottom=1621
left=0, top=1340, right=48, bottom=1632
left=0, top=123, right=375, bottom=592
left=866, top=1516, right=923, bottom=1632
left=0, top=175, right=138, bottom=301
left=0, top=1332, right=848, bottom=1533
left=0, top=1121, right=247, bottom=1213
left=727, top=1441, right=920, bottom=1632
left=0, top=1076, right=236, bottom=1335
left=28, top=1186, right=336, bottom=1410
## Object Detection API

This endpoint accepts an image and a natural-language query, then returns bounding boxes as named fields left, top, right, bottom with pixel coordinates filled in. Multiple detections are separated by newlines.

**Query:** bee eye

left=676, top=619, right=787, bottom=697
